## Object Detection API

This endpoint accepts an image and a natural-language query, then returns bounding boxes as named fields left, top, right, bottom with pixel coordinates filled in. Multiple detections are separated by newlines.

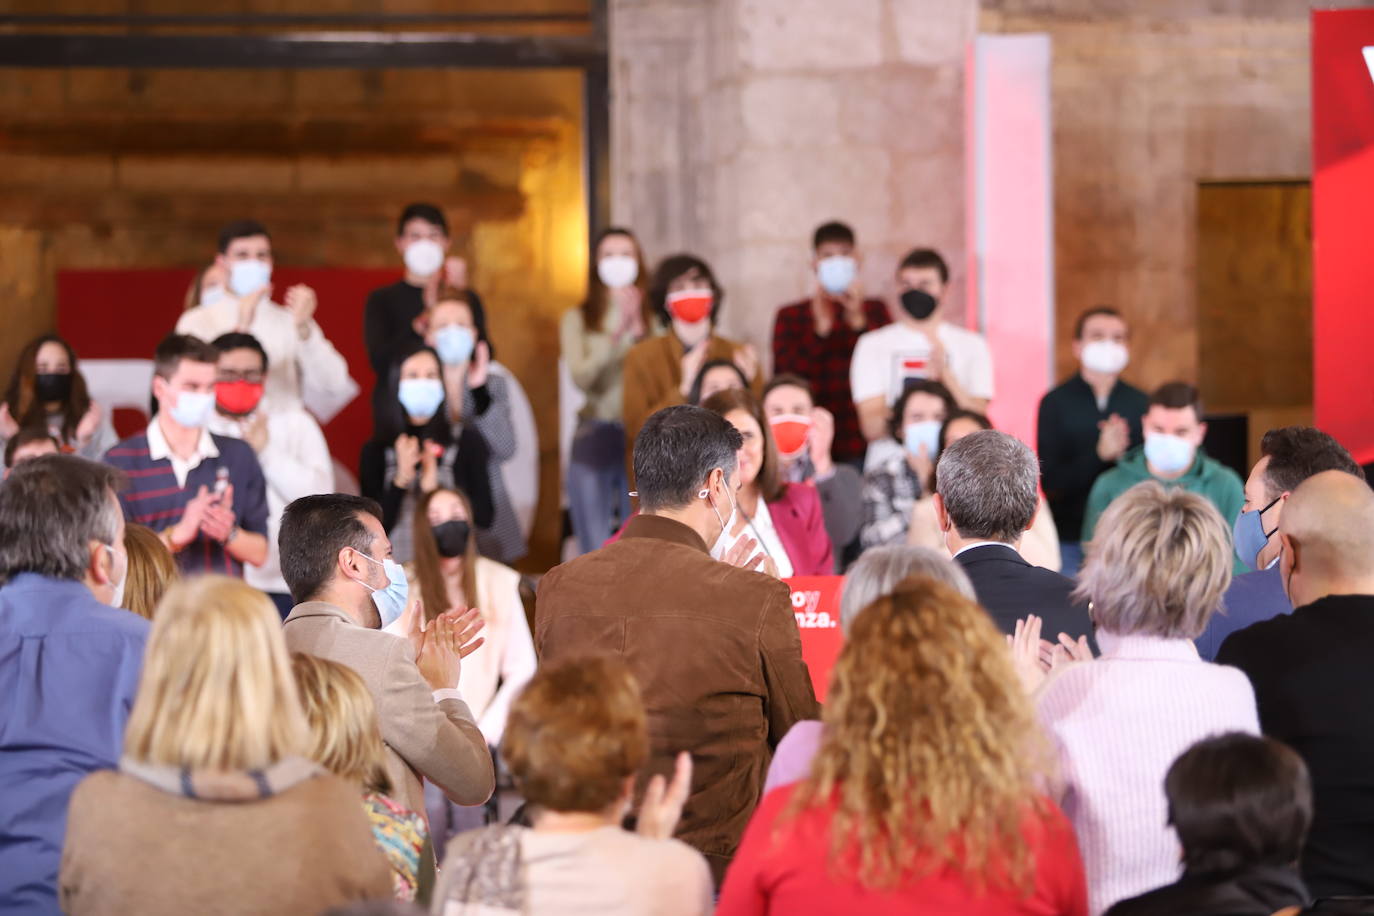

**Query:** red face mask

left=666, top=289, right=713, bottom=324
left=216, top=380, right=265, bottom=416
left=768, top=413, right=812, bottom=458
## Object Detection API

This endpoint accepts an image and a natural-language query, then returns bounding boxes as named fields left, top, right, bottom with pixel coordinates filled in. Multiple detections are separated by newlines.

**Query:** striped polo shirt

left=105, top=427, right=270, bottom=577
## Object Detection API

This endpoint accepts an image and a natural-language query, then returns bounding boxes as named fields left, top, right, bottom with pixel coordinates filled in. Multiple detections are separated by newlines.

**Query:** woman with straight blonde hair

left=292, top=653, right=433, bottom=904
left=718, top=577, right=1088, bottom=915
left=1032, top=481, right=1259, bottom=914
left=59, top=576, right=392, bottom=916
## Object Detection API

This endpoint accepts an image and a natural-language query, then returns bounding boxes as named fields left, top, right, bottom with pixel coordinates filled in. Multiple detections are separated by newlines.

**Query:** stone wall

left=611, top=0, right=977, bottom=358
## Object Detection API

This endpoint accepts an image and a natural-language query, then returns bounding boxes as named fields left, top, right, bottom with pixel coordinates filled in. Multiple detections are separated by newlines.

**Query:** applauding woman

left=1, top=334, right=115, bottom=466
left=361, top=342, right=494, bottom=563
left=702, top=388, right=833, bottom=577
left=562, top=227, right=655, bottom=553
left=621, top=254, right=761, bottom=480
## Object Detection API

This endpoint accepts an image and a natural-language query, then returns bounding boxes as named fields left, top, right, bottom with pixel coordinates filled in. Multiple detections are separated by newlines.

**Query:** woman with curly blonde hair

left=717, top=577, right=1087, bottom=915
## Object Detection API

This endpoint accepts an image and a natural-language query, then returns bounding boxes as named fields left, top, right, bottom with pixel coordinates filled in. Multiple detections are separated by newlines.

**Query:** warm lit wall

left=980, top=0, right=1312, bottom=391
left=0, top=65, right=586, bottom=571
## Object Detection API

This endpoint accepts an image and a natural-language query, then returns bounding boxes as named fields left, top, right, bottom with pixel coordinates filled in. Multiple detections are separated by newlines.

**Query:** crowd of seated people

left=2, top=203, right=1373, bottom=916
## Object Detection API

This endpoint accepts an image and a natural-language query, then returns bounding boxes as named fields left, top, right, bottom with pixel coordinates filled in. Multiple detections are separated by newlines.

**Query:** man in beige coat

left=279, top=493, right=494, bottom=818
left=537, top=405, right=818, bottom=886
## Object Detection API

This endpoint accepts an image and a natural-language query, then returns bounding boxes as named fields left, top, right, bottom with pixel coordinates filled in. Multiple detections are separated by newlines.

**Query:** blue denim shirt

left=0, top=573, right=148, bottom=914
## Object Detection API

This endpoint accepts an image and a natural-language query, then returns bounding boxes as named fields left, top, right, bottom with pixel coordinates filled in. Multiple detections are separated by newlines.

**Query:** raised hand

left=733, top=343, right=759, bottom=384
left=393, top=434, right=421, bottom=488
left=285, top=284, right=317, bottom=333
left=0, top=403, right=16, bottom=439
left=1096, top=414, right=1130, bottom=463
left=638, top=751, right=693, bottom=840
left=414, top=606, right=486, bottom=691
left=467, top=340, right=490, bottom=390
left=75, top=402, right=103, bottom=446
left=808, top=407, right=835, bottom=477
left=200, top=483, right=238, bottom=543
left=678, top=342, right=709, bottom=399
left=169, top=485, right=216, bottom=549
left=1008, top=615, right=1048, bottom=693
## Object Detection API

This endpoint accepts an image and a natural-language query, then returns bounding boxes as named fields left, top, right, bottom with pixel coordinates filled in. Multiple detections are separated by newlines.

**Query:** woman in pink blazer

left=701, top=389, right=833, bottom=577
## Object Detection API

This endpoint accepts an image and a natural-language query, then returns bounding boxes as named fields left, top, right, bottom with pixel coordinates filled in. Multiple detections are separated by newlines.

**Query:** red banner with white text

left=785, top=575, right=844, bottom=703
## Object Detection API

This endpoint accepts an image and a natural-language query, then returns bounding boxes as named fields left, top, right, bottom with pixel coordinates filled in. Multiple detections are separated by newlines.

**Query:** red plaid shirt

left=771, top=297, right=891, bottom=464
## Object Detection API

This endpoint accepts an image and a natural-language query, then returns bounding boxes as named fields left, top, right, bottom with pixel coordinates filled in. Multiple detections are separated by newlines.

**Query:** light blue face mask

left=355, top=552, right=409, bottom=628
left=169, top=390, right=215, bottom=428
left=903, top=420, right=943, bottom=458
left=228, top=259, right=272, bottom=297
left=397, top=378, right=444, bottom=421
left=1232, top=495, right=1282, bottom=571
left=816, top=255, right=856, bottom=296
left=1144, top=433, right=1195, bottom=475
left=434, top=324, right=476, bottom=366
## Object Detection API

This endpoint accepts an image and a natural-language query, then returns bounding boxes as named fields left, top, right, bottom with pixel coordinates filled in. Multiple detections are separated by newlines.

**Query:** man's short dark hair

left=153, top=333, right=222, bottom=381
left=1166, top=733, right=1311, bottom=876
left=210, top=332, right=270, bottom=372
left=279, top=494, right=384, bottom=604
left=1259, top=427, right=1365, bottom=499
left=936, top=430, right=1039, bottom=543
left=897, top=247, right=949, bottom=284
left=1073, top=306, right=1126, bottom=340
left=0, top=455, right=125, bottom=585
left=396, top=202, right=449, bottom=237
left=812, top=221, right=855, bottom=251
left=632, top=406, right=743, bottom=513
left=217, top=219, right=271, bottom=254
left=4, top=427, right=61, bottom=467
left=1149, top=381, right=1203, bottom=419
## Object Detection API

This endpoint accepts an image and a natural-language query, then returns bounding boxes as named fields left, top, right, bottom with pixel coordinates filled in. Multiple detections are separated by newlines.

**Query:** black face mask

left=432, top=520, right=471, bottom=558
left=34, top=372, right=72, bottom=403
left=899, top=289, right=938, bottom=321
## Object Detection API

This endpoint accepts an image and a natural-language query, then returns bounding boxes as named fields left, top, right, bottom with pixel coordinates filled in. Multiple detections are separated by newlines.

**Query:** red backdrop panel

left=1312, top=10, right=1374, bottom=465
left=786, top=575, right=844, bottom=703
left=57, top=267, right=401, bottom=474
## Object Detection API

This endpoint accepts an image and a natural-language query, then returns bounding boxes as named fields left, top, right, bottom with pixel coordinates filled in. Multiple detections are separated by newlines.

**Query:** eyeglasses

left=218, top=371, right=264, bottom=385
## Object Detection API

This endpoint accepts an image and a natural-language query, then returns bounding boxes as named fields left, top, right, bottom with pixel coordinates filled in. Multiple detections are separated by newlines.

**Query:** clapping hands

left=1007, top=614, right=1094, bottom=693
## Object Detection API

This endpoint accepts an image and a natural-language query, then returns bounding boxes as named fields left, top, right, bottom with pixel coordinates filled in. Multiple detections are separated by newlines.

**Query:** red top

left=717, top=784, right=1088, bottom=916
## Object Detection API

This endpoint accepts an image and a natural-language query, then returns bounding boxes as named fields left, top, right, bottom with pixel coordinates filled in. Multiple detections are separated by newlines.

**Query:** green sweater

left=1082, top=445, right=1246, bottom=572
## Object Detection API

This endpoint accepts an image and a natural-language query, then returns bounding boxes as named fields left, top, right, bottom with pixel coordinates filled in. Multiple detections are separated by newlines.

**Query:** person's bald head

left=1281, top=470, right=1374, bottom=586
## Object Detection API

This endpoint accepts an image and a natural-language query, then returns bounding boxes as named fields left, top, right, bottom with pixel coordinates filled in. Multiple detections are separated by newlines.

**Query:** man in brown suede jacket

left=536, top=405, right=818, bottom=886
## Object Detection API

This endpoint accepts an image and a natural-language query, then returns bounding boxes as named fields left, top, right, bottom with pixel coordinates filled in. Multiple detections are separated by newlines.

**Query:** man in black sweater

left=934, top=429, right=1093, bottom=646
left=1037, top=307, right=1148, bottom=565
left=1217, top=469, right=1374, bottom=898
left=363, top=202, right=491, bottom=420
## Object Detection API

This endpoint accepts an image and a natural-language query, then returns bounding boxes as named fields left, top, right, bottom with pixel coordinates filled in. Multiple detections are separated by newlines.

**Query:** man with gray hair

left=537, top=405, right=817, bottom=886
left=0, top=455, right=149, bottom=914
left=934, top=429, right=1093, bottom=644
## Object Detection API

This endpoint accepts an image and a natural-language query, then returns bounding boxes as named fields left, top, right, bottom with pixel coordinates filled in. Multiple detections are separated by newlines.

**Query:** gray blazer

left=282, top=601, right=495, bottom=817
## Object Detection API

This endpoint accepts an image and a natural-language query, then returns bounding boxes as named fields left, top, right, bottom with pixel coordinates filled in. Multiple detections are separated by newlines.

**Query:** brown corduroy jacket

left=282, top=601, right=495, bottom=818
left=535, top=514, right=819, bottom=886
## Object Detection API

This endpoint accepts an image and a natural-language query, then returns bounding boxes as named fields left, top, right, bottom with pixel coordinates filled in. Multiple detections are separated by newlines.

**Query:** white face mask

left=597, top=255, right=639, bottom=289
left=229, top=259, right=272, bottom=297
left=404, top=239, right=445, bottom=278
left=1080, top=340, right=1129, bottom=375
left=105, top=542, right=128, bottom=609
left=704, top=473, right=741, bottom=561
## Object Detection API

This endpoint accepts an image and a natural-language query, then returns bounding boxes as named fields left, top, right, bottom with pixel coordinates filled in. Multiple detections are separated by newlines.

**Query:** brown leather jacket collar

left=622, top=513, right=710, bottom=554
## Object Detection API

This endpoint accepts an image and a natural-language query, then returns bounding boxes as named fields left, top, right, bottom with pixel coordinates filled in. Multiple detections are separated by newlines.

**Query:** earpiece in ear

left=697, top=488, right=710, bottom=499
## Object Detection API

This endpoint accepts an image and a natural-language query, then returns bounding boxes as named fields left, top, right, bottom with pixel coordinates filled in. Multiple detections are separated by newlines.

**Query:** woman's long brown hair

left=784, top=576, right=1051, bottom=893
left=700, top=387, right=784, bottom=503
left=580, top=226, right=652, bottom=334
left=412, top=486, right=482, bottom=624
left=3, top=334, right=92, bottom=444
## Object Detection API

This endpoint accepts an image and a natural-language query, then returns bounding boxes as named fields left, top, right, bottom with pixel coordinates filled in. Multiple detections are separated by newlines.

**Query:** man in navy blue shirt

left=0, top=455, right=149, bottom=914
left=1196, top=426, right=1364, bottom=660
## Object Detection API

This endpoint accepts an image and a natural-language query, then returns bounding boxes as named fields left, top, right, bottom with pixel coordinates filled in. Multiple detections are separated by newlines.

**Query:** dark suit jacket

left=1195, top=564, right=1291, bottom=661
left=535, top=514, right=818, bottom=887
left=1216, top=594, right=1374, bottom=898
left=954, top=543, right=1094, bottom=643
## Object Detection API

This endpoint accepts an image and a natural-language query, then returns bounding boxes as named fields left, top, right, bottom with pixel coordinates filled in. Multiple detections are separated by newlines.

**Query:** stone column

left=611, top=0, right=977, bottom=360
